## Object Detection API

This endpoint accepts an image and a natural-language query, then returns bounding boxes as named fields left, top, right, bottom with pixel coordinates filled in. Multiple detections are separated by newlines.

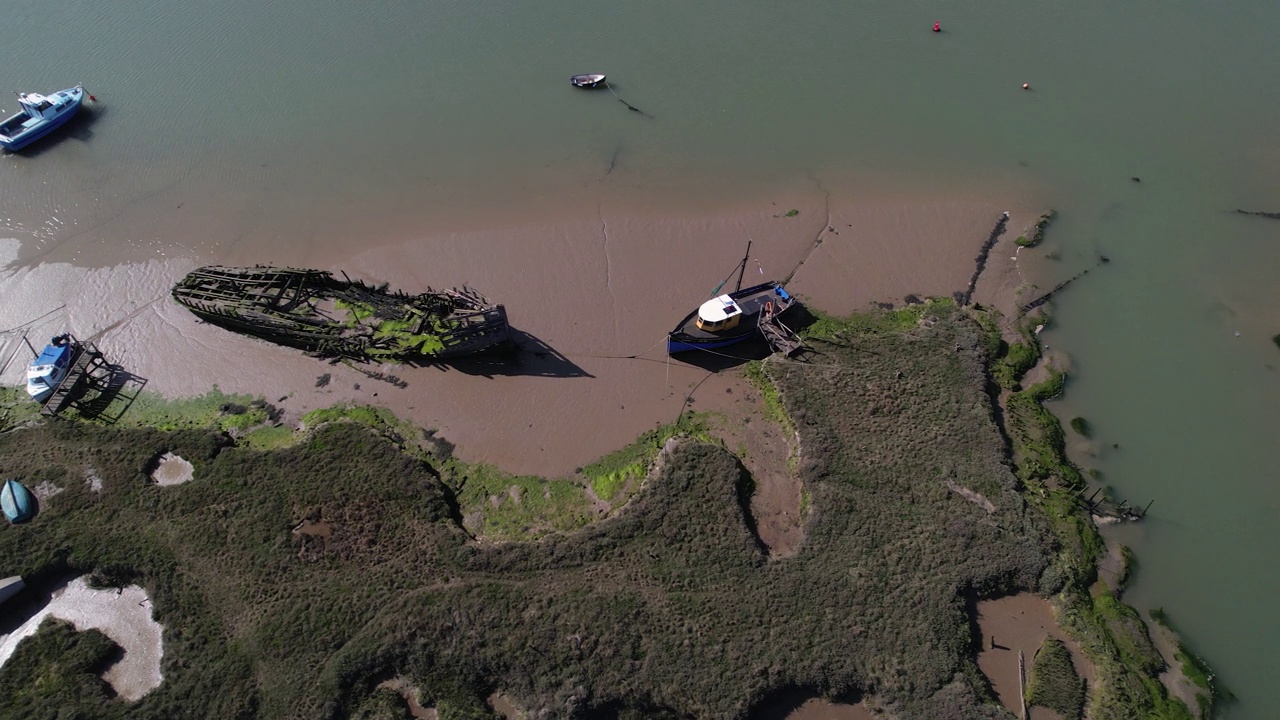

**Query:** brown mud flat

left=0, top=185, right=1044, bottom=477
left=707, top=376, right=805, bottom=558
left=974, top=594, right=1093, bottom=719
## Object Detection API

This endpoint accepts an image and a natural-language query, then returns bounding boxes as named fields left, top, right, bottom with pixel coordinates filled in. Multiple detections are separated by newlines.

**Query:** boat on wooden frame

left=667, top=242, right=798, bottom=354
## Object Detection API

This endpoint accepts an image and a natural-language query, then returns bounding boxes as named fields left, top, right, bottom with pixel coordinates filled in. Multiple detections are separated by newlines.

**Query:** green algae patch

left=0, top=385, right=44, bottom=432
left=1016, top=210, right=1056, bottom=248
left=449, top=416, right=715, bottom=541
left=302, top=404, right=401, bottom=433
left=582, top=416, right=713, bottom=504
left=743, top=361, right=790, bottom=431
left=99, top=387, right=267, bottom=432
left=239, top=425, right=297, bottom=451
left=448, top=460, right=591, bottom=541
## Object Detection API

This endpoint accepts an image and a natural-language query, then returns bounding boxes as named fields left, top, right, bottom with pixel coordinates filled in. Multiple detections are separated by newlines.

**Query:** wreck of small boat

left=172, top=266, right=511, bottom=362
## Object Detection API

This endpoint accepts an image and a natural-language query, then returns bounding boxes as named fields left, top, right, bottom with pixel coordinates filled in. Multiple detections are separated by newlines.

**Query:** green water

left=1, top=0, right=1278, bottom=715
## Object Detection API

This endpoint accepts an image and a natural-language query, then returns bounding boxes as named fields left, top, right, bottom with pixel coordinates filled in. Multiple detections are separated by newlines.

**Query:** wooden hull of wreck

left=171, top=266, right=511, bottom=362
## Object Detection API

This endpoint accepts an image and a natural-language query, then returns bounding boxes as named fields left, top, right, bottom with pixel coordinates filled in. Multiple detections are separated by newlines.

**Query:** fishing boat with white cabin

left=0, top=85, right=85, bottom=151
left=667, top=242, right=800, bottom=354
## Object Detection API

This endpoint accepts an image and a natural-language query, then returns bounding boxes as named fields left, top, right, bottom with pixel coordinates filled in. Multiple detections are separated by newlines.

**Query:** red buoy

left=89, top=94, right=97, bottom=102
left=933, top=21, right=941, bottom=32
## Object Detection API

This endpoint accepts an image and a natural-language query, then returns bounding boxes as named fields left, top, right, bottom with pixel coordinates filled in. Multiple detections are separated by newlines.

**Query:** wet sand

left=0, top=183, right=1042, bottom=476
left=974, top=594, right=1092, bottom=719
left=0, top=576, right=164, bottom=701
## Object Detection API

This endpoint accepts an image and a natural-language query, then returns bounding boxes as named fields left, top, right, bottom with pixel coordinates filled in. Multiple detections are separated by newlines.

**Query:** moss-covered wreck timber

left=171, top=265, right=511, bottom=362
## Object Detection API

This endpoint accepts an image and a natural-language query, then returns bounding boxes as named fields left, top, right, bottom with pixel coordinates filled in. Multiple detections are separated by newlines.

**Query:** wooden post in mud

left=1018, top=649, right=1028, bottom=720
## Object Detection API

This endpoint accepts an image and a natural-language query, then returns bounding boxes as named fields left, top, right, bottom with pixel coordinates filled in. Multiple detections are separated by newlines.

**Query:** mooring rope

left=604, top=82, right=653, bottom=118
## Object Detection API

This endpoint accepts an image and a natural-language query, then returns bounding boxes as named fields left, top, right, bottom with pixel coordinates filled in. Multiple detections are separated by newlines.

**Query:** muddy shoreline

left=0, top=183, right=1042, bottom=477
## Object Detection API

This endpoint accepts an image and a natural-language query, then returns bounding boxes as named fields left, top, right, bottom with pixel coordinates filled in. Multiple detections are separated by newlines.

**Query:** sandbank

left=0, top=180, right=1044, bottom=476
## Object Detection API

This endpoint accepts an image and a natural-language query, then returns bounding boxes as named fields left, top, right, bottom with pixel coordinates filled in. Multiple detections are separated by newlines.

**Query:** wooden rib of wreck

left=172, top=266, right=511, bottom=361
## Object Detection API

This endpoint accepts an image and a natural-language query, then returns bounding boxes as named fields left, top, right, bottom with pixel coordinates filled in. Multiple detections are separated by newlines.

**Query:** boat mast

left=735, top=241, right=752, bottom=291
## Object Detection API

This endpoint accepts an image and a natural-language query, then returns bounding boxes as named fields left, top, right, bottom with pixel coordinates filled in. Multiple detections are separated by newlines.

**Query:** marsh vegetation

left=0, top=303, right=1197, bottom=719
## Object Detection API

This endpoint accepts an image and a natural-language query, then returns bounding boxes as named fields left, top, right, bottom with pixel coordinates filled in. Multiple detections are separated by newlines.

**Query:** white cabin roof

left=698, top=295, right=742, bottom=323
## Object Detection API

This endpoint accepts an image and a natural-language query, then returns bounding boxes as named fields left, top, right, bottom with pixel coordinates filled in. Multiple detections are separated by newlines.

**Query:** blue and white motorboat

left=26, top=335, right=75, bottom=403
left=1, top=479, right=36, bottom=523
left=667, top=243, right=798, bottom=354
left=0, top=85, right=85, bottom=151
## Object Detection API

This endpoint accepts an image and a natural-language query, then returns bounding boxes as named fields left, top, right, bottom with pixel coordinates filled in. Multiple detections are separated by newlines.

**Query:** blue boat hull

left=1, top=480, right=36, bottom=523
left=0, top=87, right=85, bottom=151
left=666, top=333, right=756, bottom=354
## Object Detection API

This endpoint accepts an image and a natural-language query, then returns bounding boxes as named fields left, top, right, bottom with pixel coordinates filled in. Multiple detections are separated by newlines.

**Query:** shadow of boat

left=668, top=335, right=776, bottom=371
left=0, top=570, right=77, bottom=637
left=427, top=328, right=593, bottom=379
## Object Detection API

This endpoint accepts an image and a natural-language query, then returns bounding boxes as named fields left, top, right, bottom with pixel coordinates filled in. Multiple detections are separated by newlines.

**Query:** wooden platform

left=759, top=314, right=805, bottom=358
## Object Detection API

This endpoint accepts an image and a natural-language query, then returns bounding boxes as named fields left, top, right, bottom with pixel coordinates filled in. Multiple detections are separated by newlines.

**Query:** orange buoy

left=933, top=21, right=941, bottom=32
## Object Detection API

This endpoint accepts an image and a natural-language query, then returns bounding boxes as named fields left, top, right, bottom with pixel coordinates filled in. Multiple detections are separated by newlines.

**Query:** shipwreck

left=172, top=266, right=511, bottom=362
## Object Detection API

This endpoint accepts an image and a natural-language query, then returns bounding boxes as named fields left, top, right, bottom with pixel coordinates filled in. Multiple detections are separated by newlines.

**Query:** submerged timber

left=171, top=266, right=511, bottom=362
